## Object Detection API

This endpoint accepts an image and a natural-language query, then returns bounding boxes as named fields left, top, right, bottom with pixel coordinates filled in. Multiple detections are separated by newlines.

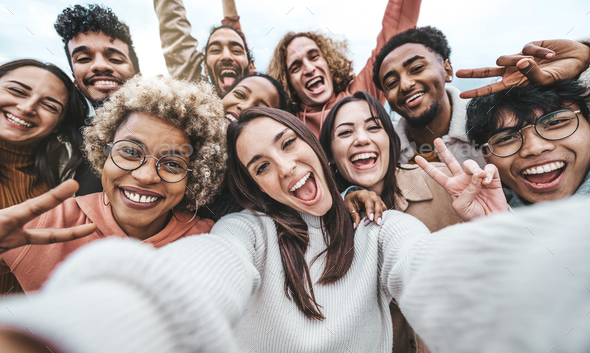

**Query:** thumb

left=516, top=58, right=552, bottom=85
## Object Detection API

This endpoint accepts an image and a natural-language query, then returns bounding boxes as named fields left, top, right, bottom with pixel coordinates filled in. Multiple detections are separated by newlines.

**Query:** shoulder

left=212, top=209, right=274, bottom=237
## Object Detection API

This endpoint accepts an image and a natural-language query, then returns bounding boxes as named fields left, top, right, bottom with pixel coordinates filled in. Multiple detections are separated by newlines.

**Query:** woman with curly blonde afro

left=267, top=0, right=421, bottom=138
left=0, top=75, right=228, bottom=293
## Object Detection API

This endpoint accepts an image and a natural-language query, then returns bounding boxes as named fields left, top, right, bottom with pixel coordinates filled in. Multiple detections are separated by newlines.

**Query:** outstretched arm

left=221, top=0, right=243, bottom=32
left=154, top=0, right=205, bottom=81
left=456, top=39, right=590, bottom=99
left=352, top=0, right=422, bottom=102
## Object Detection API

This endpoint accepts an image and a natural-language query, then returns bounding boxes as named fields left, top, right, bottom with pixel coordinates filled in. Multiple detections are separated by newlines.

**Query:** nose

left=278, top=157, right=297, bottom=179
left=301, top=59, right=315, bottom=76
left=353, top=129, right=371, bottom=146
left=90, top=54, right=114, bottom=74
left=518, top=127, right=555, bottom=157
left=131, top=157, right=161, bottom=184
left=17, top=97, right=37, bottom=116
left=221, top=46, right=233, bottom=61
left=399, top=74, right=416, bottom=95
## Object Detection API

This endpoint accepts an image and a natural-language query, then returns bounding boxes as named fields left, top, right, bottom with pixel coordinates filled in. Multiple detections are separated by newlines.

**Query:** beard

left=402, top=100, right=440, bottom=129
left=206, top=61, right=249, bottom=98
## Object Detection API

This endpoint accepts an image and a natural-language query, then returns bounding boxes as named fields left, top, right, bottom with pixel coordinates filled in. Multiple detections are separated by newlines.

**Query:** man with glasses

left=465, top=80, right=590, bottom=207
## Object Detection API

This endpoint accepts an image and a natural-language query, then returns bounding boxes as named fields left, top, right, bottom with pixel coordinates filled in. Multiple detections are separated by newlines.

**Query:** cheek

left=168, top=181, right=188, bottom=202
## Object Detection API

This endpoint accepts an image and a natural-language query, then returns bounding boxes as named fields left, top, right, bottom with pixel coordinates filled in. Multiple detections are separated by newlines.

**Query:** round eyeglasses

left=481, top=109, right=580, bottom=157
left=106, top=140, right=192, bottom=183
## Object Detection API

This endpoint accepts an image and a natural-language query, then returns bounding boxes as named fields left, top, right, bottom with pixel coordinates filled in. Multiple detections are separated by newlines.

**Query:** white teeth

left=5, top=113, right=33, bottom=128
left=351, top=152, right=377, bottom=162
left=290, top=172, right=311, bottom=192
left=225, top=113, right=237, bottom=122
left=522, top=161, right=565, bottom=175
left=93, top=80, right=118, bottom=86
left=221, top=69, right=236, bottom=76
left=405, top=92, right=424, bottom=104
left=123, top=190, right=159, bottom=203
left=305, top=77, right=322, bottom=89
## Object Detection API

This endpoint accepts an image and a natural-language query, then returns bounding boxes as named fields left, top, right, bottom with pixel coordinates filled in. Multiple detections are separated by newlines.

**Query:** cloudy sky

left=1, top=0, right=589, bottom=93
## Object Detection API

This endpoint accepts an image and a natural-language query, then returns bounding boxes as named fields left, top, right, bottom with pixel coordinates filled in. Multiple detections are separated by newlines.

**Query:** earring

left=171, top=205, right=198, bottom=223
left=448, top=77, right=453, bottom=82
left=102, top=191, right=111, bottom=206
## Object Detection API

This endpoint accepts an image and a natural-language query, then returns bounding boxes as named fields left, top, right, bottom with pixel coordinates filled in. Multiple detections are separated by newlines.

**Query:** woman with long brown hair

left=0, top=107, right=508, bottom=352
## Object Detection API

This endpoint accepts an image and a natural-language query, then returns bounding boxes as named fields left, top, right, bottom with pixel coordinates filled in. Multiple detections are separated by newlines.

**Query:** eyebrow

left=335, top=117, right=378, bottom=129
left=8, top=81, right=65, bottom=109
left=71, top=46, right=129, bottom=59
left=237, top=85, right=252, bottom=93
left=207, top=40, right=245, bottom=50
left=288, top=48, right=319, bottom=71
left=245, top=127, right=290, bottom=169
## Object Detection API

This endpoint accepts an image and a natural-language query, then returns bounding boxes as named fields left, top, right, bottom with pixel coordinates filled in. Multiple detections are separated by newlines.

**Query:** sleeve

left=153, top=0, right=205, bottom=81
left=350, top=0, right=422, bottom=103
left=0, top=213, right=264, bottom=353
left=381, top=198, right=590, bottom=353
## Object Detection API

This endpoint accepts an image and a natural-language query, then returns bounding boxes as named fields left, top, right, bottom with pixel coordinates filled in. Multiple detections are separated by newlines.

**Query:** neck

left=113, top=210, right=170, bottom=241
left=368, top=179, right=385, bottom=197
left=406, top=90, right=453, bottom=149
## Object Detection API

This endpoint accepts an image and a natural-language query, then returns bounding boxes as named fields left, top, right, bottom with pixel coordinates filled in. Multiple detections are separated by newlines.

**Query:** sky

left=0, top=0, right=589, bottom=94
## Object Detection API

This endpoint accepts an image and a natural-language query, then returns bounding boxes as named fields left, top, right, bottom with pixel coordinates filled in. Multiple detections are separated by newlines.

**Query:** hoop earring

left=102, top=191, right=111, bottom=206
left=171, top=205, right=198, bottom=223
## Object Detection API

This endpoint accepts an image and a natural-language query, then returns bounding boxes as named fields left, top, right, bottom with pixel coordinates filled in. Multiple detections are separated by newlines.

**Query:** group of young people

left=0, top=0, right=589, bottom=352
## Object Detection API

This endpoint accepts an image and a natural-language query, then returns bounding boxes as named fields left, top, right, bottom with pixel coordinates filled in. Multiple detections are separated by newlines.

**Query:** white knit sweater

left=1, top=199, right=590, bottom=352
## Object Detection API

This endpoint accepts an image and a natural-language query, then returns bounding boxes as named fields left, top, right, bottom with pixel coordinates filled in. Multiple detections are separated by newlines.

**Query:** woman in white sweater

left=0, top=108, right=581, bottom=353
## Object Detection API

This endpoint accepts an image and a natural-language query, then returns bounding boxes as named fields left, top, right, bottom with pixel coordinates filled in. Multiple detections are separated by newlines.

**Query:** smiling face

left=222, top=76, right=280, bottom=123
left=331, top=101, right=390, bottom=195
left=236, top=117, right=332, bottom=216
left=0, top=66, right=68, bottom=146
left=378, top=43, right=452, bottom=128
left=68, top=31, right=136, bottom=106
left=102, top=112, right=191, bottom=236
left=286, top=36, right=334, bottom=107
left=486, top=105, right=590, bottom=204
left=205, top=28, right=254, bottom=96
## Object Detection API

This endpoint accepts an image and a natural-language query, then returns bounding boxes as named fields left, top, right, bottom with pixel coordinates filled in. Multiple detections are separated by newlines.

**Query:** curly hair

left=54, top=4, right=140, bottom=73
left=83, top=75, right=227, bottom=211
left=267, top=32, right=354, bottom=113
left=373, top=26, right=451, bottom=90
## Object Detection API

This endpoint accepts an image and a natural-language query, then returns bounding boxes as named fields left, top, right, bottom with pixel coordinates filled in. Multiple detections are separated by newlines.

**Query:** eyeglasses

left=482, top=109, right=580, bottom=157
left=106, top=140, right=192, bottom=183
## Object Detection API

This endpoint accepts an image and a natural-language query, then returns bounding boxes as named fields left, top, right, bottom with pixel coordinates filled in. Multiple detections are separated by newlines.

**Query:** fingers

left=514, top=58, right=553, bottom=85
left=462, top=159, right=485, bottom=177
left=433, top=138, right=464, bottom=176
left=456, top=67, right=505, bottom=79
left=26, top=224, right=97, bottom=245
left=4, top=180, right=79, bottom=228
left=344, top=193, right=362, bottom=230
left=496, top=55, right=534, bottom=67
left=482, top=163, right=502, bottom=185
left=522, top=42, right=556, bottom=59
left=415, top=155, right=451, bottom=189
left=452, top=175, right=483, bottom=222
left=459, top=82, right=509, bottom=99
left=363, top=195, right=386, bottom=227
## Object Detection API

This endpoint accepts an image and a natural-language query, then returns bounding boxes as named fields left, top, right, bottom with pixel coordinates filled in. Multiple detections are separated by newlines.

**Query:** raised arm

left=153, top=0, right=205, bottom=81
left=0, top=213, right=262, bottom=352
left=220, top=0, right=243, bottom=33
left=351, top=0, right=422, bottom=102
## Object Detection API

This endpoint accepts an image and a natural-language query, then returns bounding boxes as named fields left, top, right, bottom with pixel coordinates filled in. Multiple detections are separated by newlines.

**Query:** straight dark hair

left=0, top=59, right=89, bottom=186
left=319, top=90, right=402, bottom=208
left=227, top=107, right=355, bottom=320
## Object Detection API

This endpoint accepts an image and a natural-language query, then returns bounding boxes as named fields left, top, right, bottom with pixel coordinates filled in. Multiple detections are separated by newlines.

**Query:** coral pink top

left=0, top=193, right=214, bottom=293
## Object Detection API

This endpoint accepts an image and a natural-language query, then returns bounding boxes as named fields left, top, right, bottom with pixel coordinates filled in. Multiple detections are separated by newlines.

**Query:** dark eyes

left=337, top=130, right=352, bottom=137
left=410, top=65, right=424, bottom=73
left=8, top=88, right=59, bottom=113
left=233, top=90, right=246, bottom=99
left=368, top=124, right=382, bottom=131
left=254, top=137, right=297, bottom=176
left=255, top=162, right=269, bottom=175
left=283, top=137, right=296, bottom=149
left=8, top=87, right=25, bottom=95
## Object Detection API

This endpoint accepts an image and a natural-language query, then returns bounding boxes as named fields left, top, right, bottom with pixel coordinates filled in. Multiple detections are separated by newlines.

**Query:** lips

left=305, top=76, right=325, bottom=94
left=519, top=161, right=567, bottom=190
left=86, top=76, right=124, bottom=90
left=217, top=66, right=239, bottom=88
left=349, top=152, right=378, bottom=169
left=4, top=111, right=35, bottom=128
left=403, top=91, right=425, bottom=109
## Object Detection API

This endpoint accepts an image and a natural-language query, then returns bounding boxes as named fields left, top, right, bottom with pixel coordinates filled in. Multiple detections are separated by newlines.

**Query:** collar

left=509, top=169, right=590, bottom=208
left=394, top=165, right=434, bottom=212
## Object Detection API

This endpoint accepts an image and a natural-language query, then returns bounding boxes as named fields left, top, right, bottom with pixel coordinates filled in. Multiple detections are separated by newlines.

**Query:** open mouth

left=87, top=77, right=123, bottom=90
left=218, top=68, right=238, bottom=88
left=520, top=161, right=566, bottom=189
left=349, top=152, right=378, bottom=169
left=305, top=76, right=325, bottom=94
left=121, top=188, right=161, bottom=204
left=225, top=111, right=238, bottom=122
left=289, top=172, right=319, bottom=202
left=404, top=91, right=425, bottom=108
left=4, top=112, right=34, bottom=128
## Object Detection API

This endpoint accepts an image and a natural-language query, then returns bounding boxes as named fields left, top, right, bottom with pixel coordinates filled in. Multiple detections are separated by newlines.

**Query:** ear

left=249, top=60, right=257, bottom=74
left=443, top=59, right=454, bottom=83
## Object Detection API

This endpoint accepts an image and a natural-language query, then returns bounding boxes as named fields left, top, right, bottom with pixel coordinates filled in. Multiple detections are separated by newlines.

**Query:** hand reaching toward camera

left=0, top=180, right=96, bottom=253
left=415, top=138, right=507, bottom=221
left=343, top=189, right=387, bottom=229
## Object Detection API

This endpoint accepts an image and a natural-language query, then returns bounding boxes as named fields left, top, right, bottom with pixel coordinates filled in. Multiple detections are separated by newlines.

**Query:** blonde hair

left=267, top=32, right=355, bottom=113
left=83, top=75, right=227, bottom=211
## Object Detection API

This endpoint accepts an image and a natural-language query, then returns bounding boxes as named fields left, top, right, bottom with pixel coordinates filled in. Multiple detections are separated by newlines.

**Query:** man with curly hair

left=372, top=26, right=486, bottom=167
left=154, top=0, right=255, bottom=97
left=267, top=0, right=421, bottom=138
left=54, top=4, right=140, bottom=108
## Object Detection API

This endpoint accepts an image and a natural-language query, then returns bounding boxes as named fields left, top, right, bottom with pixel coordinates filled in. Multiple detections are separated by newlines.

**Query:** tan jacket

left=395, top=163, right=462, bottom=232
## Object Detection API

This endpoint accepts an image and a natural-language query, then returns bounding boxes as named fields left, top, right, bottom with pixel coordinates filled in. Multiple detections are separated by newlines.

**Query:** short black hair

left=206, top=25, right=253, bottom=63
left=373, top=26, right=451, bottom=90
left=466, top=80, right=590, bottom=149
left=227, top=73, right=288, bottom=110
left=54, top=4, right=140, bottom=74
